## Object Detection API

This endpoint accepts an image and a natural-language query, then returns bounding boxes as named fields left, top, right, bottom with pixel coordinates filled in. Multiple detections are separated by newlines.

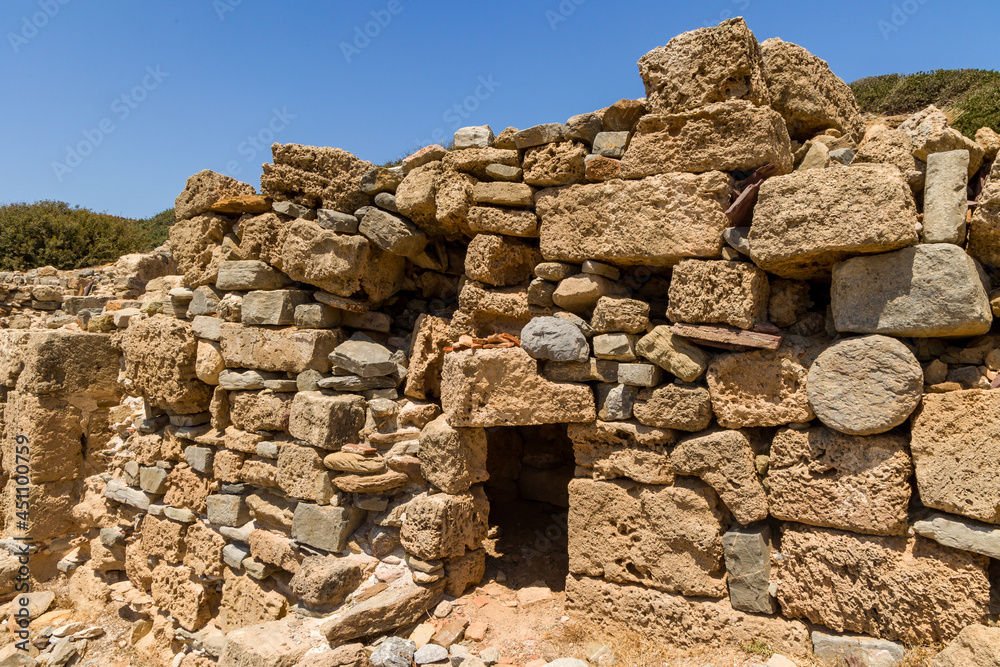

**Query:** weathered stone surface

left=287, top=392, right=366, bottom=450
left=216, top=260, right=292, bottom=291
left=831, top=244, right=992, bottom=337
left=261, top=144, right=373, bottom=213
left=441, top=348, right=595, bottom=427
left=568, top=478, right=727, bottom=597
left=176, top=170, right=256, bottom=220
left=811, top=632, right=905, bottom=667
left=277, top=443, right=333, bottom=503
left=853, top=124, right=926, bottom=192
left=240, top=290, right=312, bottom=326
left=749, top=164, right=919, bottom=279
left=632, top=383, right=713, bottom=432
left=637, top=18, right=769, bottom=115
left=537, top=172, right=731, bottom=267
left=280, top=219, right=405, bottom=304
left=635, top=326, right=708, bottom=382
left=16, top=330, right=120, bottom=397
left=321, top=579, right=444, bottom=643
left=404, top=315, right=450, bottom=400
left=169, top=214, right=227, bottom=286
left=595, top=382, right=637, bottom=420
left=584, top=154, right=621, bottom=181
left=472, top=182, right=533, bottom=207
left=932, top=624, right=1000, bottom=667
left=914, top=513, right=1000, bottom=561
left=418, top=415, right=488, bottom=494
left=967, top=161, right=1000, bottom=268
left=292, top=503, right=366, bottom=553
left=520, top=316, right=590, bottom=362
left=195, top=340, right=225, bottom=385
left=119, top=316, right=212, bottom=414
left=467, top=206, right=538, bottom=237
left=331, top=335, right=396, bottom=377
left=706, top=343, right=815, bottom=428
left=359, top=209, right=427, bottom=259
left=592, top=333, right=638, bottom=361
left=899, top=106, right=984, bottom=175
left=229, top=391, right=294, bottom=432
left=567, top=575, right=811, bottom=658
left=620, top=101, right=792, bottom=177
left=464, top=234, right=540, bottom=287
left=522, top=141, right=587, bottom=186
left=151, top=563, right=210, bottom=631
left=806, top=335, right=923, bottom=435
left=512, top=123, right=568, bottom=149
left=543, top=358, right=618, bottom=383
left=592, top=131, right=630, bottom=158
left=2, top=394, right=83, bottom=483
left=912, top=390, right=1000, bottom=524
left=220, top=324, right=341, bottom=373
left=220, top=573, right=289, bottom=632
left=923, top=150, right=970, bottom=244
left=722, top=526, right=777, bottom=614
left=568, top=420, right=675, bottom=485
left=219, top=617, right=321, bottom=667
left=776, top=524, right=989, bottom=643
left=667, top=259, right=769, bottom=329
left=768, top=427, right=912, bottom=535
left=400, top=489, right=489, bottom=561
left=672, top=429, right=768, bottom=524
left=760, top=38, right=865, bottom=142
left=590, top=297, right=649, bottom=334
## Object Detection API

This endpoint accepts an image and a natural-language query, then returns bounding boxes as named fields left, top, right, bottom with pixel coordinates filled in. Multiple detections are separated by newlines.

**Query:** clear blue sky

left=3, top=0, right=997, bottom=219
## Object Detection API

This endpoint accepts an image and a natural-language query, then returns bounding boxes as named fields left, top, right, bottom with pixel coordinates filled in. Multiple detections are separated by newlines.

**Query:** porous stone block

left=632, top=383, right=713, bottom=432
left=706, top=344, right=815, bottom=428
left=635, top=326, right=708, bottom=382
left=776, top=524, right=989, bottom=644
left=637, top=18, right=769, bottom=114
left=749, top=164, right=919, bottom=279
left=441, top=348, right=595, bottom=427
left=568, top=477, right=727, bottom=597
left=568, top=420, right=675, bottom=485
left=911, top=390, right=1000, bottom=524
left=287, top=391, right=366, bottom=450
left=537, top=172, right=731, bottom=267
left=666, top=259, right=769, bottom=329
left=768, top=427, right=912, bottom=536
left=620, top=101, right=792, bottom=177
left=219, top=323, right=342, bottom=373
left=400, top=489, right=489, bottom=561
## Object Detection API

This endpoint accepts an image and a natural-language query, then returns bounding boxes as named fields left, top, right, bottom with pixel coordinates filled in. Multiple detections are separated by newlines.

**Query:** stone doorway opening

left=482, top=424, right=574, bottom=593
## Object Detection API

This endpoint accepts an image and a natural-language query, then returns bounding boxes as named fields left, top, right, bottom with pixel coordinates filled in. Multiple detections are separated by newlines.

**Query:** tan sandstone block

left=666, top=259, right=769, bottom=329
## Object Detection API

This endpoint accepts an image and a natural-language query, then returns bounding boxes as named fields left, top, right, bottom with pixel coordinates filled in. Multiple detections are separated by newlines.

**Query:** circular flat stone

left=807, top=335, right=923, bottom=435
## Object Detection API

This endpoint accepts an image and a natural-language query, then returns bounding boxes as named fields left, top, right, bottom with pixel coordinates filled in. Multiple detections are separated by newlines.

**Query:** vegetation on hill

left=850, top=69, right=1000, bottom=138
left=0, top=201, right=174, bottom=271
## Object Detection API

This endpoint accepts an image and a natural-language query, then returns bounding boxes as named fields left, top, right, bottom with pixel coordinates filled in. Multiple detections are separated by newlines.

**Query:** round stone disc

left=806, top=335, right=923, bottom=435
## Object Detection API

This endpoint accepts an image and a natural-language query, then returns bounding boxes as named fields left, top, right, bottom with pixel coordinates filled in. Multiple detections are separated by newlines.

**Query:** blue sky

left=2, top=0, right=997, bottom=219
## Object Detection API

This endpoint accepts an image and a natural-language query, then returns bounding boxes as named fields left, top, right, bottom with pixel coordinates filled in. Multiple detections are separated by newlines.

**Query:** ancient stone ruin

left=5, top=16, right=1000, bottom=667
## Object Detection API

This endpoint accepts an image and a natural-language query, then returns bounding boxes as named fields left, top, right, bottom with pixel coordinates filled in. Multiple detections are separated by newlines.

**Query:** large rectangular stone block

left=567, top=477, right=727, bottom=597
left=291, top=502, right=365, bottom=553
left=776, top=524, right=989, bottom=644
left=831, top=243, right=992, bottom=338
left=287, top=391, right=366, bottom=450
left=241, top=290, right=313, bottom=326
left=400, top=488, right=489, bottom=561
left=923, top=149, right=969, bottom=244
left=440, top=347, right=594, bottom=427
left=536, top=172, right=731, bottom=267
left=749, top=164, right=919, bottom=278
left=219, top=323, right=342, bottom=373
left=911, top=390, right=1000, bottom=524
left=620, top=100, right=792, bottom=177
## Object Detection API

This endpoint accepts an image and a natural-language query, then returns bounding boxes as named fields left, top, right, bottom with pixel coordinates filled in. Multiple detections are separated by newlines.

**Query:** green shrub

left=0, top=201, right=174, bottom=271
left=850, top=69, right=1000, bottom=138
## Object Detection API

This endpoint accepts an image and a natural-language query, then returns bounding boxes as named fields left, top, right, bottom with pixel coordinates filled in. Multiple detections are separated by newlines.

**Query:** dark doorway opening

left=482, top=424, right=573, bottom=592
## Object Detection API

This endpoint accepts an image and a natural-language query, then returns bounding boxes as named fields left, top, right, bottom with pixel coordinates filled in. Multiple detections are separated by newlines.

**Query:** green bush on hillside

left=0, top=201, right=174, bottom=272
left=850, top=69, right=1000, bottom=138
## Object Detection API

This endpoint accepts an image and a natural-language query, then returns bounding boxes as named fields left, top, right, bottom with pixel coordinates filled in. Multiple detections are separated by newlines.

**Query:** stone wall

left=5, top=15, right=1000, bottom=667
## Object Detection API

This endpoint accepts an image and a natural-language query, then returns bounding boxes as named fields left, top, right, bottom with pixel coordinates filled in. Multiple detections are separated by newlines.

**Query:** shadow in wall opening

left=482, top=424, right=573, bottom=593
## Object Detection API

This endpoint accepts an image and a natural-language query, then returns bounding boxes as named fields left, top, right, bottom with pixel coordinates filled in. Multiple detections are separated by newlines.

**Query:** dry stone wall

left=5, top=15, right=1000, bottom=667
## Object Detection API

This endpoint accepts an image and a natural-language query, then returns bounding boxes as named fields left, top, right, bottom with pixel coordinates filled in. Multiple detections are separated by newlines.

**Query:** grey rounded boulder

left=520, top=316, right=590, bottom=362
